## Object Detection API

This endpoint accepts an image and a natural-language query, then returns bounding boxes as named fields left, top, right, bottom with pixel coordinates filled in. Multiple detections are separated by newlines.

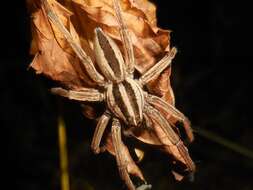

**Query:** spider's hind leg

left=91, top=111, right=111, bottom=154
left=111, top=118, right=146, bottom=190
left=144, top=104, right=196, bottom=172
left=146, top=94, right=194, bottom=142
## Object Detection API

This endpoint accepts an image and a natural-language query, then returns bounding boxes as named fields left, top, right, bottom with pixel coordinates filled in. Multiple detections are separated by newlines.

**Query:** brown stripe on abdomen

left=122, top=80, right=142, bottom=122
left=106, top=84, right=127, bottom=122
left=112, top=84, right=132, bottom=121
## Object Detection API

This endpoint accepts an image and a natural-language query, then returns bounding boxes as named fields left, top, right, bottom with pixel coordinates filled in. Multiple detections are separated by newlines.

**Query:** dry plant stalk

left=27, top=0, right=195, bottom=189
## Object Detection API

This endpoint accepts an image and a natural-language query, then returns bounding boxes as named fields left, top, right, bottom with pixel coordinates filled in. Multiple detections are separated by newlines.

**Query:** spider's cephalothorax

left=43, top=0, right=195, bottom=189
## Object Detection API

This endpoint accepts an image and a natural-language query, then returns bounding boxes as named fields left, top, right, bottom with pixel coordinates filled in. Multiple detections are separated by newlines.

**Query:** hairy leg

left=113, top=0, right=135, bottom=75
left=42, top=0, right=105, bottom=85
left=144, top=104, right=196, bottom=172
left=51, top=87, right=104, bottom=102
left=139, top=47, right=177, bottom=85
left=145, top=93, right=194, bottom=142
left=91, top=111, right=111, bottom=154
left=111, top=118, right=136, bottom=190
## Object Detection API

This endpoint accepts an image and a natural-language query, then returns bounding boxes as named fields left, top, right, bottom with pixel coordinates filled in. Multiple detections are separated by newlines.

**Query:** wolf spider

left=43, top=0, right=195, bottom=189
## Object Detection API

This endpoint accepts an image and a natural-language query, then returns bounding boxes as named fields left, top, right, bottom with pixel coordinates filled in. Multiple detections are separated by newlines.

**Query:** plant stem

left=194, top=127, right=253, bottom=160
left=58, top=116, right=70, bottom=190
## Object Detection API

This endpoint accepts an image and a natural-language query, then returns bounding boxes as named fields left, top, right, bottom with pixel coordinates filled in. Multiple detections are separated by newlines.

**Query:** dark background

left=2, top=0, right=253, bottom=190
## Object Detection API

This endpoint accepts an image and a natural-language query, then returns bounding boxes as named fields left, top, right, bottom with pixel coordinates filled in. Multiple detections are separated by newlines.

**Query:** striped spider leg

left=112, top=0, right=135, bottom=75
left=43, top=0, right=195, bottom=189
left=112, top=118, right=142, bottom=190
left=112, top=118, right=153, bottom=190
left=145, top=93, right=194, bottom=142
left=42, top=0, right=105, bottom=85
left=143, top=103, right=196, bottom=172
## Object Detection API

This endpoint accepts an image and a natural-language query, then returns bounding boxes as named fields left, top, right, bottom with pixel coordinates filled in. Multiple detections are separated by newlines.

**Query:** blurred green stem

left=194, top=127, right=253, bottom=160
left=58, top=116, right=70, bottom=190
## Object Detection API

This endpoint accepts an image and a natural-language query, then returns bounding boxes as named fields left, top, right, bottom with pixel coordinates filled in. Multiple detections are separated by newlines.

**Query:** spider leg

left=146, top=94, right=194, bottom=142
left=42, top=0, right=105, bottom=85
left=139, top=48, right=177, bottom=85
left=144, top=104, right=196, bottom=172
left=51, top=87, right=104, bottom=102
left=113, top=0, right=135, bottom=75
left=91, top=111, right=111, bottom=154
left=112, top=118, right=140, bottom=190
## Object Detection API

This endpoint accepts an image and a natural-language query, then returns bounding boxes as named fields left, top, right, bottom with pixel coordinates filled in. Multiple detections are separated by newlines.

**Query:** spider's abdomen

left=106, top=78, right=144, bottom=126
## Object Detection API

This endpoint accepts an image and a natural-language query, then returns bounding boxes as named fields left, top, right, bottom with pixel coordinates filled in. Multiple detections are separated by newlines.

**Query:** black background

left=2, top=0, right=253, bottom=190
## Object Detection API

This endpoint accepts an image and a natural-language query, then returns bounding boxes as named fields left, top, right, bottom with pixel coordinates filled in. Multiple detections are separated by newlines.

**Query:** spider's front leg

left=113, top=0, right=135, bottom=75
left=43, top=0, right=105, bottom=85
left=146, top=94, right=194, bottom=142
left=144, top=104, right=196, bottom=172
left=111, top=118, right=146, bottom=190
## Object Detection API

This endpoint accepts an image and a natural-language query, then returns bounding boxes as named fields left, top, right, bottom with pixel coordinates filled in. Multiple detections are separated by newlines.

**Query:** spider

left=43, top=0, right=195, bottom=189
